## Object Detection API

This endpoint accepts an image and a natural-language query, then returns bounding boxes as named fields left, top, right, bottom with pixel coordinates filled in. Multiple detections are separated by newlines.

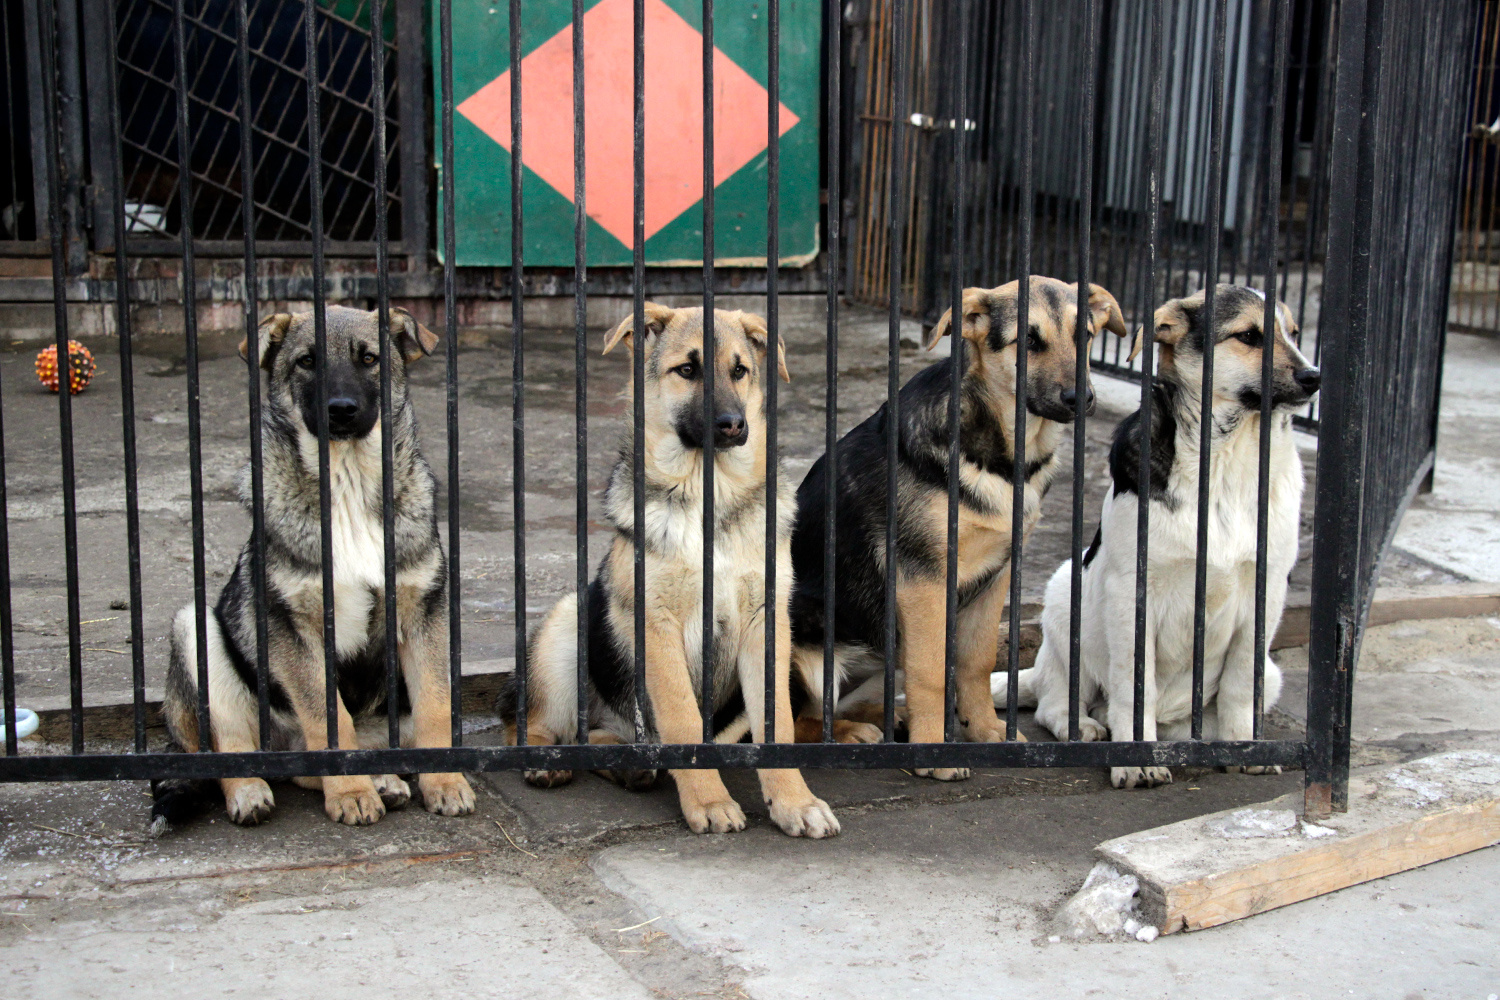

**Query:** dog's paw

left=323, top=776, right=386, bottom=825
left=524, top=768, right=575, bottom=788
left=768, top=796, right=841, bottom=839
left=833, top=720, right=883, bottom=744
left=1078, top=717, right=1109, bottom=742
left=1111, top=766, right=1173, bottom=789
left=373, top=774, right=411, bottom=809
left=914, top=766, right=972, bottom=781
left=1227, top=764, right=1283, bottom=776
left=966, top=721, right=1029, bottom=743
left=682, top=797, right=747, bottom=835
left=223, top=778, right=275, bottom=826
left=419, top=773, right=477, bottom=816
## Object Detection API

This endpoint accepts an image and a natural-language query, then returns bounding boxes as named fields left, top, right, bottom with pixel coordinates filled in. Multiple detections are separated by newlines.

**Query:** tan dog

left=788, top=277, right=1128, bottom=778
left=500, top=304, right=841, bottom=838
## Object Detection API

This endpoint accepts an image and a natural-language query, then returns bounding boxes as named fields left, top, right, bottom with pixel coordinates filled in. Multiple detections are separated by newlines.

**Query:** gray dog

left=151, top=305, right=475, bottom=829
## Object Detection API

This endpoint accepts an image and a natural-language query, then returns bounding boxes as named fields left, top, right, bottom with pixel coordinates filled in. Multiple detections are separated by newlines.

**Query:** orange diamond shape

left=457, top=0, right=799, bottom=248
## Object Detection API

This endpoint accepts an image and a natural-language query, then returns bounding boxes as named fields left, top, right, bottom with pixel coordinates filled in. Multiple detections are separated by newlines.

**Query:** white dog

left=997, top=285, right=1320, bottom=788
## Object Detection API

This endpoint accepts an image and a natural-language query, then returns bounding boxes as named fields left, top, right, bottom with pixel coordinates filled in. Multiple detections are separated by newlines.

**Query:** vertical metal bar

left=166, top=0, right=207, bottom=756
left=396, top=0, right=429, bottom=261
left=21, top=0, right=49, bottom=244
left=764, top=0, right=779, bottom=743
left=233, top=0, right=270, bottom=753
left=1191, top=0, right=1230, bottom=742
left=98, top=0, right=149, bottom=752
left=942, top=0, right=967, bottom=744
left=1307, top=0, right=1378, bottom=820
left=0, top=373, right=12, bottom=755
left=1279, top=0, right=1315, bottom=303
left=632, top=0, right=648, bottom=743
left=374, top=0, right=398, bottom=748
left=510, top=0, right=528, bottom=750
left=1066, top=0, right=1098, bottom=744
left=884, top=0, right=908, bottom=743
left=1006, top=0, right=1035, bottom=744
left=304, top=0, right=338, bottom=749
left=1135, top=0, right=1165, bottom=743
left=441, top=0, right=462, bottom=747
left=700, top=0, right=716, bottom=745
left=53, top=0, right=83, bottom=272
left=573, top=0, right=589, bottom=745
left=822, top=0, right=841, bottom=743
left=1253, top=0, right=1288, bottom=739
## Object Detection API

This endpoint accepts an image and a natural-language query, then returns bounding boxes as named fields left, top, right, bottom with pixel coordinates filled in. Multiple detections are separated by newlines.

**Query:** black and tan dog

left=500, top=303, right=841, bottom=838
left=151, top=306, right=475, bottom=830
left=788, top=277, right=1128, bottom=778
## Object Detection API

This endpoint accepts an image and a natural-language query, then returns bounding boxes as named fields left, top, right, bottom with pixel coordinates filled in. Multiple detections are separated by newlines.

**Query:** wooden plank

left=1098, top=752, right=1500, bottom=933
left=1272, top=583, right=1500, bottom=649
left=1160, top=798, right=1500, bottom=932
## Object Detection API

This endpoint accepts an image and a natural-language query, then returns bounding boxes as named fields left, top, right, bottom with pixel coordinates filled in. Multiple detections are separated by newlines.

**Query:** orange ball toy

left=36, top=341, right=96, bottom=395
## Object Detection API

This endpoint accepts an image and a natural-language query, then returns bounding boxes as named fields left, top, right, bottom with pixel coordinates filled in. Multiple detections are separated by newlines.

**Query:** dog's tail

left=149, top=745, right=222, bottom=837
left=990, top=667, right=1039, bottom=709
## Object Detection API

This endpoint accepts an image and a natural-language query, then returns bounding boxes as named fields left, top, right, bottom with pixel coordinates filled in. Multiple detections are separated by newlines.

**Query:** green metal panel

left=431, top=0, right=820, bottom=267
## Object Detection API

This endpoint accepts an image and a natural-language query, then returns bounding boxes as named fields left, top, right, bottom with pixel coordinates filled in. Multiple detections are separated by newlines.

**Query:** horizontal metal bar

left=0, top=741, right=1309, bottom=782
left=124, top=239, right=407, bottom=257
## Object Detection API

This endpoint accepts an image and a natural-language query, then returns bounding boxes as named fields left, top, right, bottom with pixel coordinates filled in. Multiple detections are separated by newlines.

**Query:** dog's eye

left=674, top=362, right=698, bottom=379
left=731, top=363, right=748, bottom=381
left=1233, top=331, right=1263, bottom=348
left=297, top=353, right=316, bottom=370
left=361, top=352, right=379, bottom=367
left=1027, top=326, right=1045, bottom=352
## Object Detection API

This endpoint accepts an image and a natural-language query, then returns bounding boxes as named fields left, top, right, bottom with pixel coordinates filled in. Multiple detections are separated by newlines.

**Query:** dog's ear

left=738, top=311, right=790, bottom=382
left=603, top=302, right=676, bottom=356
left=241, top=313, right=293, bottom=371
left=1275, top=300, right=1297, bottom=342
left=1130, top=297, right=1193, bottom=363
left=1152, top=298, right=1192, bottom=347
left=927, top=288, right=991, bottom=351
left=1086, top=284, right=1129, bottom=339
left=391, top=307, right=440, bottom=363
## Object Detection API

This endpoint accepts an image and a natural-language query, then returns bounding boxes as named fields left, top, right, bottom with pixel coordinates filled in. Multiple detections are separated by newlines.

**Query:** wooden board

left=1272, top=583, right=1500, bottom=649
left=1098, top=753, right=1500, bottom=933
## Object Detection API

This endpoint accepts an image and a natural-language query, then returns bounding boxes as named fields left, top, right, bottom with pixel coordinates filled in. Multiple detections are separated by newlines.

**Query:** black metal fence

left=0, top=0, right=1475, bottom=823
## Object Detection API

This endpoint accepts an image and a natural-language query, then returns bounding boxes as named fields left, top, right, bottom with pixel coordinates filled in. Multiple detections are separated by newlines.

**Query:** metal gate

left=1452, top=0, right=1500, bottom=336
left=0, top=0, right=1475, bottom=824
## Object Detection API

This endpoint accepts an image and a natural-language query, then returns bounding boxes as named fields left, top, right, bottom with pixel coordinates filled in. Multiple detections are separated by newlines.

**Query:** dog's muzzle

left=327, top=395, right=368, bottom=439
left=714, top=412, right=749, bottom=448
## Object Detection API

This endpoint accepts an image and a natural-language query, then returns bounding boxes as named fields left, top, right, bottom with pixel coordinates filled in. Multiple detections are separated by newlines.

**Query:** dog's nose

left=1293, top=367, right=1322, bottom=392
left=1060, top=386, right=1095, bottom=411
left=715, top=412, right=746, bottom=440
left=328, top=397, right=360, bottom=422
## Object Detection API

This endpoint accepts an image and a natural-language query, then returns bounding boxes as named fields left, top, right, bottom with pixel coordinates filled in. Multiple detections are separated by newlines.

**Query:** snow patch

left=1203, top=808, right=1298, bottom=839
left=1053, top=863, right=1158, bottom=943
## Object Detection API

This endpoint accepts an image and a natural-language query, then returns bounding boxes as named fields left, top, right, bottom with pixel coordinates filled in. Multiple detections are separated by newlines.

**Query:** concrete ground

left=1, top=310, right=1497, bottom=997
left=2, top=608, right=1496, bottom=999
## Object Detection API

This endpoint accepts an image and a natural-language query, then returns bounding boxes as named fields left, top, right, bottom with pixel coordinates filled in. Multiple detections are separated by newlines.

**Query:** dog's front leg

left=401, top=610, right=478, bottom=816
left=899, top=576, right=970, bottom=781
left=279, top=647, right=387, bottom=826
left=1103, top=599, right=1171, bottom=789
left=954, top=572, right=1025, bottom=744
left=739, top=593, right=840, bottom=838
left=644, top=622, right=745, bottom=834
left=1215, top=605, right=1283, bottom=775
